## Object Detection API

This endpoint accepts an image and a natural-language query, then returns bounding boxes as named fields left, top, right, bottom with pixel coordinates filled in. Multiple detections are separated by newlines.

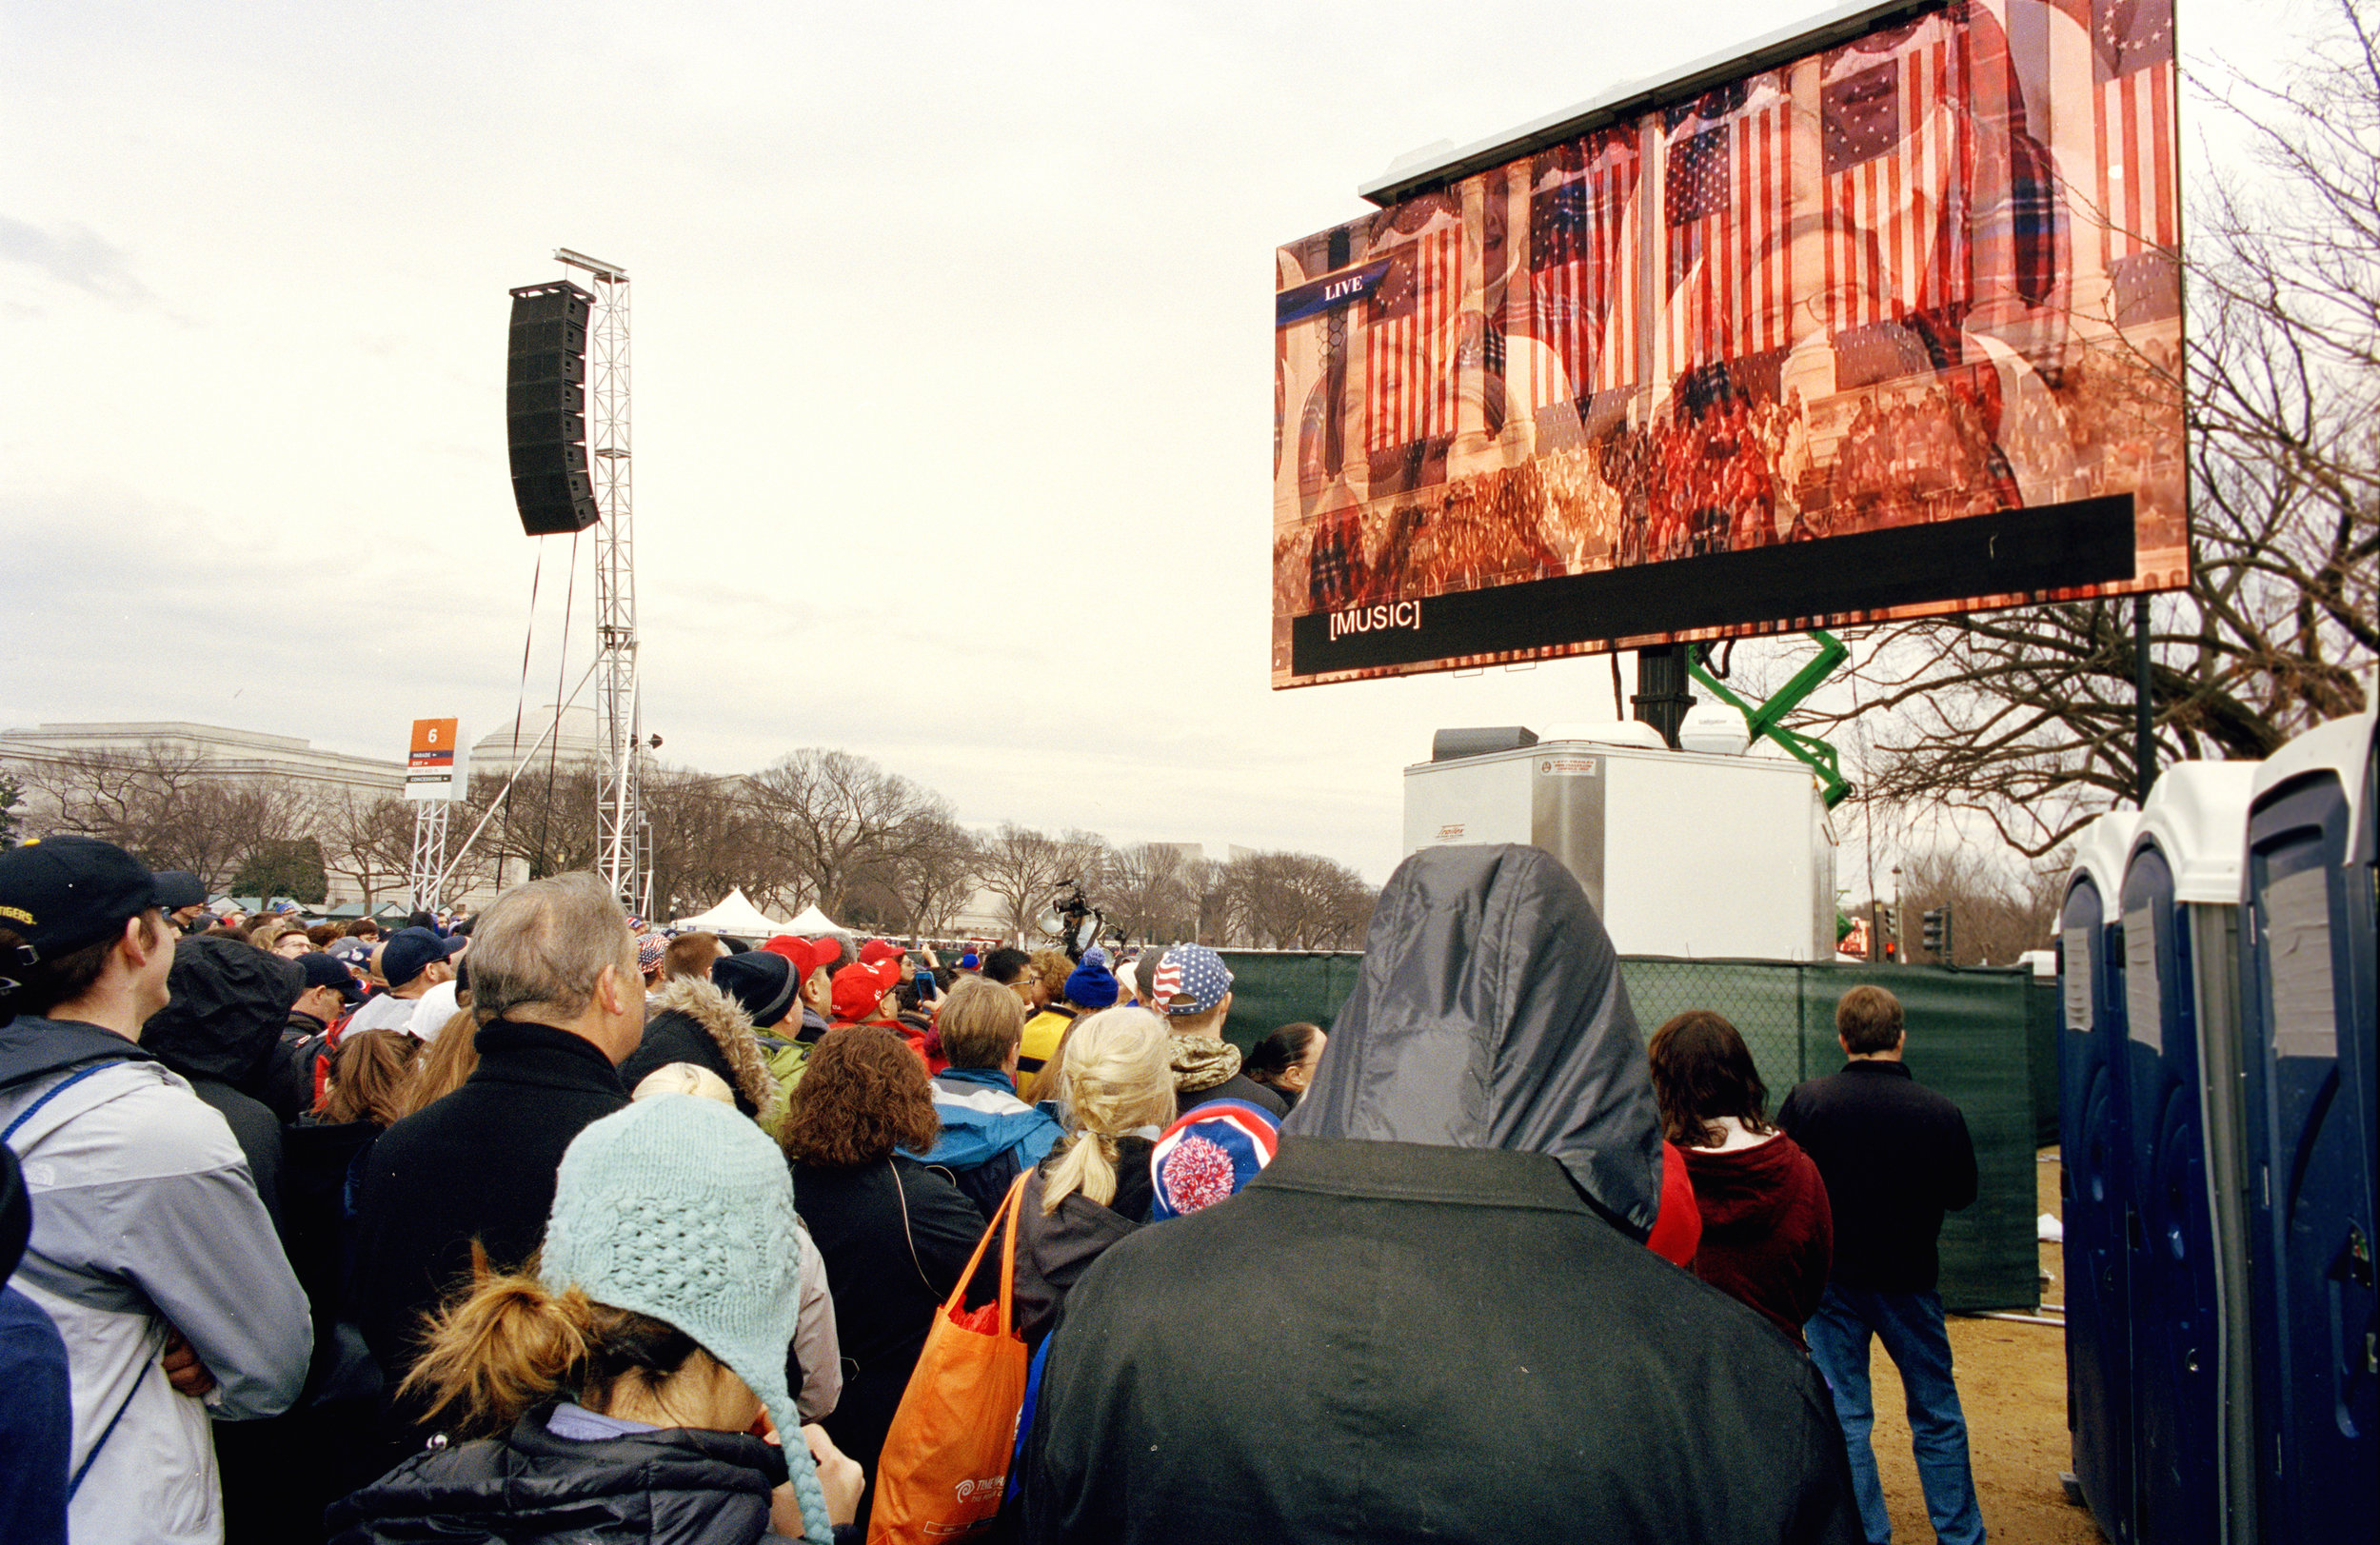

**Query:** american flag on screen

left=1663, top=73, right=1794, bottom=368
left=1818, top=12, right=1975, bottom=332
left=1527, top=131, right=1641, bottom=407
left=1363, top=228, right=1459, bottom=452
left=2092, top=0, right=2177, bottom=262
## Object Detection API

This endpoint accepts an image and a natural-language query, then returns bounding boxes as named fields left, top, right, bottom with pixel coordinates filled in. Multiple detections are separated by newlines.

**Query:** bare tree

left=12, top=743, right=313, bottom=890
left=1104, top=842, right=1199, bottom=943
left=1808, top=7, right=2378, bottom=855
left=314, top=787, right=418, bottom=908
left=880, top=815, right=982, bottom=937
left=643, top=766, right=790, bottom=923
left=1894, top=847, right=2066, bottom=966
left=744, top=749, right=945, bottom=917
left=1225, top=850, right=1378, bottom=950
left=975, top=823, right=1065, bottom=944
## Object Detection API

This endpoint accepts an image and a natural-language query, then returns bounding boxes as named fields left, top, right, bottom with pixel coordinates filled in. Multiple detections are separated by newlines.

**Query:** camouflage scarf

left=1169, top=1035, right=1242, bottom=1095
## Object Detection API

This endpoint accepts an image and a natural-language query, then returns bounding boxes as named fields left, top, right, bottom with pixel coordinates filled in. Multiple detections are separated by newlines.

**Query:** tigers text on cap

left=0, top=837, right=164, bottom=964
left=1152, top=943, right=1233, bottom=1016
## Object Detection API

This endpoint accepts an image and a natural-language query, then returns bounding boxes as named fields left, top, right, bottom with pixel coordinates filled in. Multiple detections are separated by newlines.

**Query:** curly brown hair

left=780, top=1025, right=941, bottom=1167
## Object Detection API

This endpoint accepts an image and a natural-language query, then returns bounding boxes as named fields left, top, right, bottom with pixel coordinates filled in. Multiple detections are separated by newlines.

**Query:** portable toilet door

left=2060, top=809, right=2142, bottom=1545
left=2239, top=708, right=2378, bottom=1543
left=2120, top=763, right=2258, bottom=1545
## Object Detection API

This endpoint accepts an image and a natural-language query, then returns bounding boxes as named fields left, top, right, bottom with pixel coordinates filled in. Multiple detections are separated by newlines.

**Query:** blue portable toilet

left=2120, top=763, right=2259, bottom=1545
left=2060, top=809, right=2142, bottom=1544
left=2238, top=707, right=2377, bottom=1542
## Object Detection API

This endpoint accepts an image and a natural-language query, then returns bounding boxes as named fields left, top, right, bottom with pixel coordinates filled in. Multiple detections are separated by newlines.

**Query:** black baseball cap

left=151, top=871, right=208, bottom=911
left=297, top=950, right=366, bottom=1005
left=381, top=927, right=465, bottom=989
left=0, top=837, right=163, bottom=962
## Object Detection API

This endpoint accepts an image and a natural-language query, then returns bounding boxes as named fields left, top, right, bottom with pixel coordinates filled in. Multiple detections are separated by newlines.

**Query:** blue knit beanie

left=542, top=1095, right=834, bottom=1544
left=1064, top=956, right=1119, bottom=1009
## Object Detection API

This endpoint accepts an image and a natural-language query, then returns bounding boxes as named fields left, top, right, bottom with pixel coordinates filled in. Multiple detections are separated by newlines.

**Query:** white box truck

left=1402, top=725, right=1837, bottom=960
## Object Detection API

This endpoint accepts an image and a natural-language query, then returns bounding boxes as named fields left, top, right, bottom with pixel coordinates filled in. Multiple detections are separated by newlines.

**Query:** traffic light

left=1921, top=905, right=1954, bottom=961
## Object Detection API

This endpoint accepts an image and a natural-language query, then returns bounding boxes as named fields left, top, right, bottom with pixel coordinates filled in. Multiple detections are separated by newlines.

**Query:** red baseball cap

left=763, top=936, right=839, bottom=980
left=858, top=938, right=905, bottom=968
left=831, top=960, right=902, bottom=1022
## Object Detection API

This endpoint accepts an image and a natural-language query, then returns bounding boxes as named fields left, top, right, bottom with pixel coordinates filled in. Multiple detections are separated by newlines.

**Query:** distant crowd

left=3, top=834, right=1986, bottom=1545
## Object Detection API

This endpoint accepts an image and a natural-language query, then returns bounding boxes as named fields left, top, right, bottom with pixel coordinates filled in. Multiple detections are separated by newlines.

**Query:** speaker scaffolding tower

left=556, top=248, right=647, bottom=914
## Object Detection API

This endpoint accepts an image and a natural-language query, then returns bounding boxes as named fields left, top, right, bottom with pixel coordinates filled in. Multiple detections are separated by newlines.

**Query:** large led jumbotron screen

left=1272, top=0, right=2185, bottom=688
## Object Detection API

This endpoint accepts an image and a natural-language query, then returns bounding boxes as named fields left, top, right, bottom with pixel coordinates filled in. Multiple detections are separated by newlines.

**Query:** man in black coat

left=1778, top=985, right=1983, bottom=1545
left=1019, top=844, right=1860, bottom=1545
left=349, top=872, right=644, bottom=1388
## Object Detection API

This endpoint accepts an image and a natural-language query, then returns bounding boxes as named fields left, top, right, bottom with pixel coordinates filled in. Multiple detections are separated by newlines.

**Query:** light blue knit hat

left=542, top=1094, right=833, bottom=1545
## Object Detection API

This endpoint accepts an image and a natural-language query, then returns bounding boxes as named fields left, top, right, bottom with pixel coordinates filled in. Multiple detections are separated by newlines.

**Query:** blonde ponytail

left=1041, top=1007, right=1176, bottom=1215
left=397, top=1243, right=704, bottom=1438
left=398, top=1244, right=590, bottom=1437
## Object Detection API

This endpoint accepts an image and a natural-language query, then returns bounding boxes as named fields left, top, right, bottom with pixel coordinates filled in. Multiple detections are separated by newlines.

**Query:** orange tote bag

left=867, top=1173, right=1030, bottom=1545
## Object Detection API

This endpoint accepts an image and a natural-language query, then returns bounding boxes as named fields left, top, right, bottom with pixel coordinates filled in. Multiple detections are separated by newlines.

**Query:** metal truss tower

left=557, top=248, right=646, bottom=913
left=408, top=800, right=450, bottom=912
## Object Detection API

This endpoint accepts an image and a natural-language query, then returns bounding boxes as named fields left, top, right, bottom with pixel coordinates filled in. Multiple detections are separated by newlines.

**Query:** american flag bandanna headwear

left=1152, top=944, right=1233, bottom=1017
left=1150, top=1099, right=1281, bottom=1220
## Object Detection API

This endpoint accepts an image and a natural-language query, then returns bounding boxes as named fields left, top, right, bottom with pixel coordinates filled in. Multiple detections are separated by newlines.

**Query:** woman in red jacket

left=1647, top=1010, right=1833, bottom=1347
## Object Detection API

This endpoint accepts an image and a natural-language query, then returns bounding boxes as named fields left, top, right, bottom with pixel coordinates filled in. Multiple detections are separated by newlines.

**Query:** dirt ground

left=1861, top=1149, right=2104, bottom=1544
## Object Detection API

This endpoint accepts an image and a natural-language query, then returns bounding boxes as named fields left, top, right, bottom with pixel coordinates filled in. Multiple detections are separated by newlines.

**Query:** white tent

left=673, top=888, right=789, bottom=938
left=781, top=902, right=845, bottom=937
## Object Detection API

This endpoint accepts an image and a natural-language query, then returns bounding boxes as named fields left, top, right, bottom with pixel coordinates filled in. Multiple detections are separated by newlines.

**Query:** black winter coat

left=326, top=1408, right=786, bottom=1544
left=792, top=1156, right=982, bottom=1491
left=1023, top=1139, right=1858, bottom=1545
left=349, top=1020, right=627, bottom=1381
left=1019, top=844, right=1859, bottom=1545
left=1778, top=1060, right=1978, bottom=1294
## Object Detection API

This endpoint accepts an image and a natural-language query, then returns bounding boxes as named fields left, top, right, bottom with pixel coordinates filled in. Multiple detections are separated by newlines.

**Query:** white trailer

left=1402, top=726, right=1836, bottom=960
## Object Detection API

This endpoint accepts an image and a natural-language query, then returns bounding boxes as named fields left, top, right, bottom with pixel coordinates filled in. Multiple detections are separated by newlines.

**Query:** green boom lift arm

left=1684, top=631, right=1857, bottom=809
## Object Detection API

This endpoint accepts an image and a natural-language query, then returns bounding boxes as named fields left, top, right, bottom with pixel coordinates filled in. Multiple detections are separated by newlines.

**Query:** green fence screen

left=1219, top=949, right=2039, bottom=1312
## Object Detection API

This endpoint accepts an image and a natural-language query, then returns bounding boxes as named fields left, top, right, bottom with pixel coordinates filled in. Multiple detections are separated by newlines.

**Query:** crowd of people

left=2, top=832, right=1985, bottom=1545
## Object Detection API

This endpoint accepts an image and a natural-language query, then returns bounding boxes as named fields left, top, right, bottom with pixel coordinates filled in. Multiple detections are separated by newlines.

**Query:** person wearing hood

left=913, top=976, right=1064, bottom=1220
left=143, top=936, right=308, bottom=1217
left=1017, top=843, right=1860, bottom=1545
left=616, top=950, right=793, bottom=1124
left=1648, top=1011, right=1833, bottom=1346
left=0, top=837, right=310, bottom=1545
left=0, top=1144, right=70, bottom=1545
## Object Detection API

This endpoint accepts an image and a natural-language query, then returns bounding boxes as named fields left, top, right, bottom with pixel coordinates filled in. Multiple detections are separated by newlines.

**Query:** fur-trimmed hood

left=618, top=976, right=782, bottom=1124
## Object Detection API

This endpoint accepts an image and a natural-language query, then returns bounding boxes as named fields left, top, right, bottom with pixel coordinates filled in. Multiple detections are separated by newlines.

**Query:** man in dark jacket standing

left=349, top=872, right=642, bottom=1388
left=1779, top=985, right=1983, bottom=1545
left=1019, top=845, right=1859, bottom=1545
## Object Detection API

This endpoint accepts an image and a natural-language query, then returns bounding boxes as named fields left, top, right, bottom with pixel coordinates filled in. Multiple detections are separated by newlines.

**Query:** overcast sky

left=1, top=0, right=2306, bottom=883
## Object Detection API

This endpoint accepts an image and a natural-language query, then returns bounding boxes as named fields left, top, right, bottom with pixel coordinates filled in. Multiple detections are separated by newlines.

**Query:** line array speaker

left=506, top=280, right=600, bottom=536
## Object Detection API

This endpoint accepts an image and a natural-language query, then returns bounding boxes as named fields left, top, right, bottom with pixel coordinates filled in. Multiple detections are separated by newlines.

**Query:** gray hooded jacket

left=0, top=1013, right=311, bottom=1545
left=1280, top=841, right=1665, bottom=1234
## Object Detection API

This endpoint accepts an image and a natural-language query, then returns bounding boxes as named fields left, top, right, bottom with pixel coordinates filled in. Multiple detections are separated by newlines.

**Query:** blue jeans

left=1804, top=1285, right=1986, bottom=1545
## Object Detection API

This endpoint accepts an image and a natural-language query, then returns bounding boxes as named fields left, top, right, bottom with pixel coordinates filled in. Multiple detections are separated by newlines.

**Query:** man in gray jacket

left=0, top=837, right=310, bottom=1545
